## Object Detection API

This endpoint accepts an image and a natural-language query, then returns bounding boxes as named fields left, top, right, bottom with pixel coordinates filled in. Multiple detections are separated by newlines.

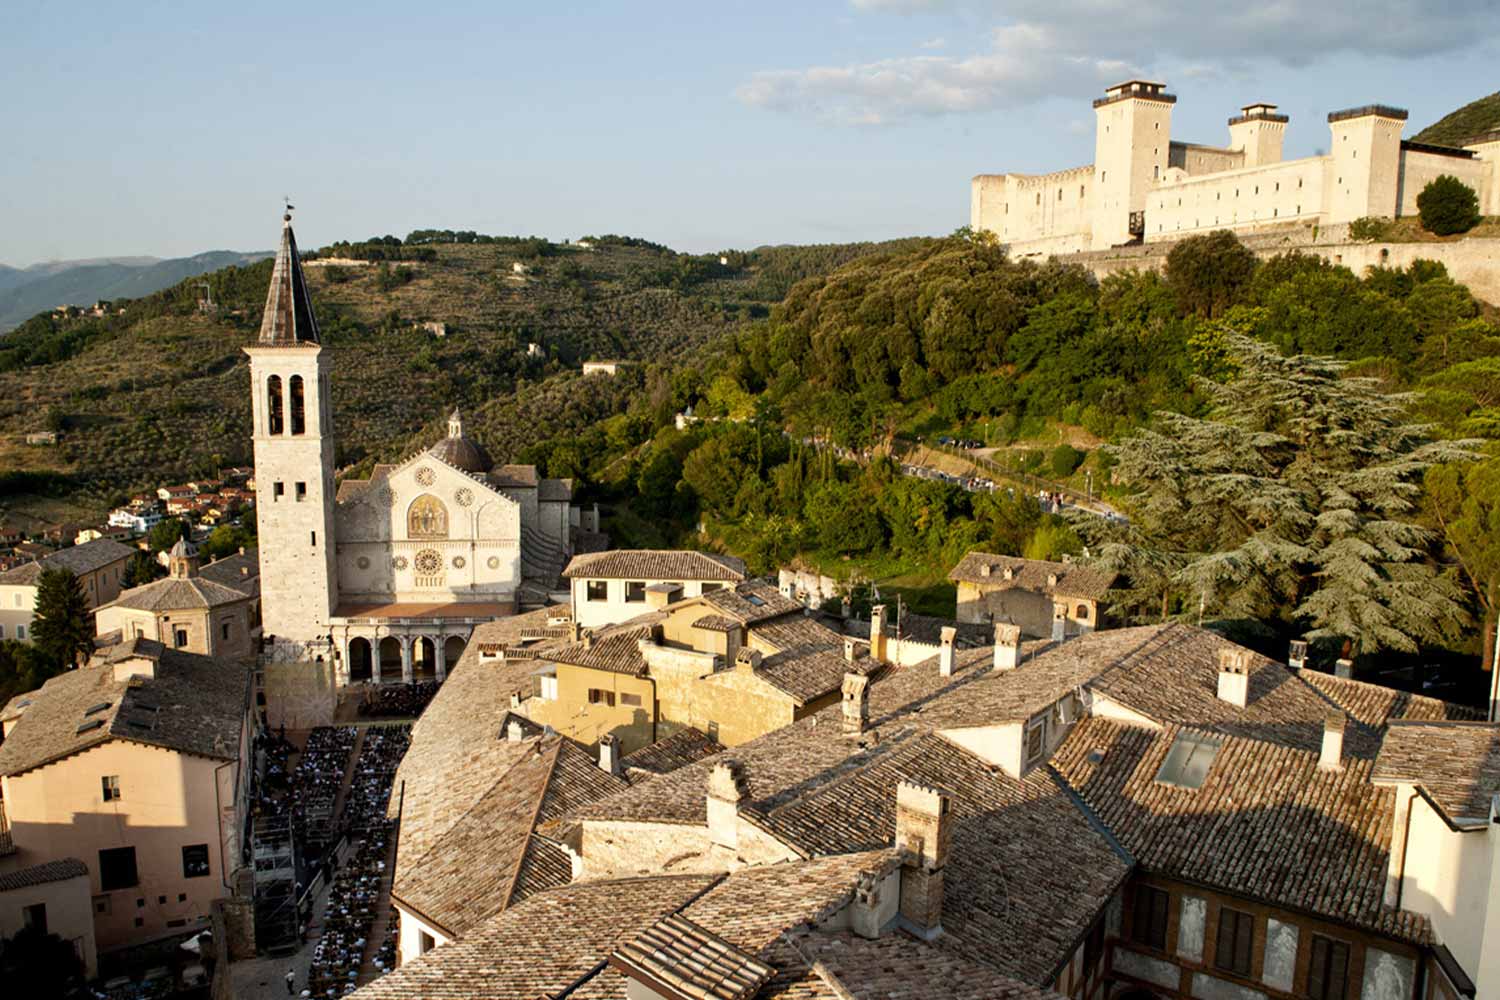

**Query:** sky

left=2, top=0, right=1496, bottom=265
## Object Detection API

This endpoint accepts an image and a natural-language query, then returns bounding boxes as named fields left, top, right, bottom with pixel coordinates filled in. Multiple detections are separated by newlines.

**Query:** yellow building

left=526, top=582, right=874, bottom=753
left=949, top=551, right=1117, bottom=640
left=0, top=637, right=251, bottom=954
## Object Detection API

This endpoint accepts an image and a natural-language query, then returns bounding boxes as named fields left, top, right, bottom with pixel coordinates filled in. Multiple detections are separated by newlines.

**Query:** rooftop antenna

left=283, top=196, right=294, bottom=224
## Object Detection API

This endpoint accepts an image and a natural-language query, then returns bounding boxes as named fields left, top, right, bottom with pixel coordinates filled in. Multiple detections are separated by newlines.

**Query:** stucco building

left=972, top=81, right=1500, bottom=256
left=0, top=858, right=97, bottom=978
left=0, top=637, right=252, bottom=955
left=0, top=537, right=135, bottom=644
left=563, top=549, right=746, bottom=629
left=95, top=539, right=258, bottom=659
left=246, top=212, right=582, bottom=685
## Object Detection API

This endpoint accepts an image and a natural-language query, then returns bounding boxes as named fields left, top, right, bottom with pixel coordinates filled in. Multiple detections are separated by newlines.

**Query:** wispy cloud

left=738, top=1, right=1490, bottom=124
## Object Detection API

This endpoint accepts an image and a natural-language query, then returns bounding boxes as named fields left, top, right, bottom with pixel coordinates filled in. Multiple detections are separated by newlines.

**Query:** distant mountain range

left=0, top=251, right=271, bottom=332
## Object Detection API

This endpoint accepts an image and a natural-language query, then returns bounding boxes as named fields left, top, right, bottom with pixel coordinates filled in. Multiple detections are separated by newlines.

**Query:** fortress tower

left=1091, top=80, right=1175, bottom=250
left=1326, top=105, right=1407, bottom=223
left=1228, top=103, right=1288, bottom=168
left=246, top=211, right=340, bottom=654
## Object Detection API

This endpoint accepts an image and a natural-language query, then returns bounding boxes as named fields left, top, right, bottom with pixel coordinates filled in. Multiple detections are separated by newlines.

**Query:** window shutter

left=1152, top=889, right=1169, bottom=947
left=1309, top=937, right=1328, bottom=1000
left=1234, top=911, right=1253, bottom=974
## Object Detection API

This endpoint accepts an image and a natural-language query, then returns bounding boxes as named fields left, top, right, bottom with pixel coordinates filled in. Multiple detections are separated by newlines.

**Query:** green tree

left=147, top=517, right=189, bottom=553
left=1417, top=175, right=1481, bottom=236
left=0, top=639, right=58, bottom=704
left=0, top=925, right=84, bottom=1000
left=1080, top=335, right=1474, bottom=656
left=1164, top=230, right=1257, bottom=319
left=804, top=480, right=883, bottom=554
left=123, top=550, right=164, bottom=588
left=1425, top=455, right=1500, bottom=673
left=1050, top=443, right=1084, bottom=477
left=30, top=568, right=94, bottom=669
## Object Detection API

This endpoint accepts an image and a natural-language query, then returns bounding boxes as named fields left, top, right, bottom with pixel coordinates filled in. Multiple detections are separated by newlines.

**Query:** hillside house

left=950, top=551, right=1117, bottom=638
left=563, top=549, right=746, bottom=629
left=0, top=538, right=135, bottom=644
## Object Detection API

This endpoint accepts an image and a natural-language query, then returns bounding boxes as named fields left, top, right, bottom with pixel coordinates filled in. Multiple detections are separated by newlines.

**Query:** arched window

left=267, top=375, right=284, bottom=435
left=1076, top=604, right=1090, bottom=620
left=289, top=375, right=306, bottom=435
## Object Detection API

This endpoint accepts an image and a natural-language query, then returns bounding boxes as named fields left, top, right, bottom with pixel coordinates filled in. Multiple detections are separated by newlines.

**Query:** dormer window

left=1024, top=715, right=1048, bottom=766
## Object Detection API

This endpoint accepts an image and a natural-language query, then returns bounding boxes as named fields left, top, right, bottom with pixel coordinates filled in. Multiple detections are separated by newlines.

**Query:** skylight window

left=85, top=702, right=112, bottom=716
left=1155, top=732, right=1222, bottom=789
left=77, top=719, right=105, bottom=735
left=745, top=595, right=765, bottom=607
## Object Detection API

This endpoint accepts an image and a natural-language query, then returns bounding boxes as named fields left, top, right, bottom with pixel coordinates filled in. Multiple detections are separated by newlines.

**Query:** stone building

left=0, top=637, right=252, bottom=955
left=950, top=551, right=1117, bottom=639
left=972, top=81, right=1500, bottom=256
left=355, top=619, right=1497, bottom=1000
left=0, top=859, right=97, bottom=978
left=246, top=213, right=580, bottom=685
left=94, top=540, right=258, bottom=658
left=0, top=537, right=136, bottom=644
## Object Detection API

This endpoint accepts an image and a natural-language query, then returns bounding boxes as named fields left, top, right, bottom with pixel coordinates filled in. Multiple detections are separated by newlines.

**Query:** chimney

left=840, top=597, right=851, bottom=619
left=1051, top=602, right=1067, bottom=642
left=505, top=718, right=525, bottom=742
left=568, top=621, right=582, bottom=643
left=869, top=604, right=888, bottom=663
left=1288, top=639, right=1308, bottom=669
left=735, top=647, right=762, bottom=672
left=980, top=563, right=992, bottom=578
left=582, top=629, right=595, bottom=651
left=993, top=623, right=1021, bottom=671
left=842, top=672, right=870, bottom=736
left=646, top=583, right=682, bottom=610
left=1217, top=648, right=1251, bottom=708
left=1001, top=566, right=1013, bottom=581
left=938, top=626, right=957, bottom=678
left=894, top=781, right=949, bottom=939
left=844, top=637, right=859, bottom=663
left=778, top=569, right=795, bottom=599
left=598, top=734, right=622, bottom=777
left=1319, top=713, right=1345, bottom=771
left=848, top=870, right=887, bottom=939
left=1047, top=573, right=1058, bottom=588
left=706, top=761, right=748, bottom=850
left=1335, top=658, right=1354, bottom=680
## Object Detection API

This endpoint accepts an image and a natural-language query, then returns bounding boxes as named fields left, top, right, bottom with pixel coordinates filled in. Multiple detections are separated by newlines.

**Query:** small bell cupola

left=168, top=538, right=200, bottom=579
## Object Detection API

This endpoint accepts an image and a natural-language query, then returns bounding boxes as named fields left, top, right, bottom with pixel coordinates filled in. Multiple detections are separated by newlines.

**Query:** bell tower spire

left=245, top=208, right=341, bottom=657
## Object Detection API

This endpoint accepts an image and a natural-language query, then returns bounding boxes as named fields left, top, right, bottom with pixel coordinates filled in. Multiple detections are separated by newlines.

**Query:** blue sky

left=2, top=0, right=1496, bottom=264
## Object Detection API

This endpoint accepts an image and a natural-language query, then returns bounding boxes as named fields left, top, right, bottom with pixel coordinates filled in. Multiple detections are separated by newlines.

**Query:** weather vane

left=283, top=195, right=294, bottom=223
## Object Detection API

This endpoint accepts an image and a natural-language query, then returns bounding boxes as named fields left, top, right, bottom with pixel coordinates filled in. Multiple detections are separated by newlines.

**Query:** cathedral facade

left=247, top=213, right=577, bottom=685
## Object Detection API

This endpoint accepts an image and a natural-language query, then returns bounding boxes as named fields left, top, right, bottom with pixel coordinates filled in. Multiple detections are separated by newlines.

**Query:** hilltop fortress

left=971, top=80, right=1500, bottom=258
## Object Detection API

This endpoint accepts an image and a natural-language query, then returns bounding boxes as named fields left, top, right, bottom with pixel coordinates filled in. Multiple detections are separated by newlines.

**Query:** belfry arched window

left=267, top=375, right=284, bottom=435
left=289, top=375, right=306, bottom=435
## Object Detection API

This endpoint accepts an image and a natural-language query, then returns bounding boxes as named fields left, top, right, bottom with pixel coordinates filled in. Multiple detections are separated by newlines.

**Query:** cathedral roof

left=257, top=211, right=321, bottom=346
left=427, top=408, right=492, bottom=473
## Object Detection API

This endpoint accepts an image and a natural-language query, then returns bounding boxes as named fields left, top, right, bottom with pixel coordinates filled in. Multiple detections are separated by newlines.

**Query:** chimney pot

left=505, top=719, right=524, bottom=742
left=707, top=760, right=748, bottom=850
left=1216, top=648, right=1250, bottom=708
left=1047, top=573, right=1058, bottom=588
left=939, top=626, right=957, bottom=678
left=869, top=604, right=889, bottom=663
left=1334, top=658, right=1354, bottom=680
left=1002, top=566, right=1014, bottom=581
left=844, top=637, right=858, bottom=662
left=598, top=734, right=622, bottom=777
left=993, top=623, right=1022, bottom=671
left=842, top=671, right=870, bottom=736
left=1288, top=639, right=1308, bottom=669
left=1320, top=713, right=1345, bottom=770
left=895, top=781, right=949, bottom=939
left=980, top=564, right=992, bottom=578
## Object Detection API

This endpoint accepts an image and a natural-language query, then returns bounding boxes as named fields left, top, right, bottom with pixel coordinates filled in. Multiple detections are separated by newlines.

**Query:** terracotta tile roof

left=0, top=639, right=247, bottom=776
left=1052, top=716, right=1430, bottom=943
left=549, top=624, right=657, bottom=676
left=755, top=733, right=1130, bottom=984
left=701, top=584, right=803, bottom=625
left=948, top=551, right=1116, bottom=599
left=1075, top=624, right=1386, bottom=755
left=913, top=643, right=1102, bottom=727
left=1298, top=669, right=1483, bottom=727
left=753, top=644, right=874, bottom=706
left=197, top=548, right=260, bottom=599
left=788, top=931, right=1068, bottom=1000
left=103, top=575, right=252, bottom=612
left=845, top=611, right=992, bottom=647
left=0, top=858, right=89, bottom=892
left=538, top=478, right=573, bottom=502
left=563, top=550, right=747, bottom=582
left=491, top=465, right=541, bottom=488
left=1373, top=721, right=1500, bottom=823
left=352, top=874, right=722, bottom=999
left=693, top=614, right=741, bottom=632
left=750, top=615, right=840, bottom=652
left=612, top=913, right=775, bottom=1000
left=394, top=734, right=627, bottom=937
left=335, top=479, right=370, bottom=502
left=622, top=727, right=726, bottom=775
left=0, top=537, right=135, bottom=586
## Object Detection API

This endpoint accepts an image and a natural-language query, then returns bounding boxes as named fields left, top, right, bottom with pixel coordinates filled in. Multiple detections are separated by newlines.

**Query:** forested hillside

left=1414, top=89, right=1500, bottom=146
left=515, top=230, right=1500, bottom=675
left=0, top=232, right=928, bottom=519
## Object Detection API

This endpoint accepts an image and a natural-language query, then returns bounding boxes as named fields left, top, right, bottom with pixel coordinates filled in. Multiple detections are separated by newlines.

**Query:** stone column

left=435, top=635, right=447, bottom=681
left=371, top=634, right=382, bottom=685
left=400, top=635, right=414, bottom=684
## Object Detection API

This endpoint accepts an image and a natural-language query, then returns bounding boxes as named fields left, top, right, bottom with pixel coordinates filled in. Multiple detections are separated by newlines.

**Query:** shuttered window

left=1308, top=935, right=1350, bottom=1000
left=1131, top=885, right=1170, bottom=950
left=1214, top=907, right=1255, bottom=977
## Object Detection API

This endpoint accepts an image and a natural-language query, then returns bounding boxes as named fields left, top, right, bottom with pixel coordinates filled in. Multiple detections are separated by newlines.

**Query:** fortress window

left=310, top=531, right=317, bottom=547
left=1036, top=192, right=1041, bottom=205
left=289, top=375, right=306, bottom=435
left=1299, top=178, right=1303, bottom=188
left=1057, top=189, right=1062, bottom=201
left=273, top=482, right=285, bottom=501
left=1275, top=182, right=1280, bottom=192
left=1079, top=185, right=1085, bottom=198
left=295, top=481, right=306, bottom=502
left=1254, top=186, right=1259, bottom=195
left=267, top=375, right=284, bottom=435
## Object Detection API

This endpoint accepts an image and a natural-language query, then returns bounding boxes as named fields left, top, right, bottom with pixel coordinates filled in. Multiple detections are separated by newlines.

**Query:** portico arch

left=348, top=637, right=373, bottom=682
left=379, top=637, right=403, bottom=681
left=413, top=636, right=437, bottom=681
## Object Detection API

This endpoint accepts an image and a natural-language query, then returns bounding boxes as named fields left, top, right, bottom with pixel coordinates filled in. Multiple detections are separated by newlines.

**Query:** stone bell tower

left=245, top=209, right=340, bottom=654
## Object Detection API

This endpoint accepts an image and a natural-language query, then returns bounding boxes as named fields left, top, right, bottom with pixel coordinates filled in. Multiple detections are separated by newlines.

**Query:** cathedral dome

left=428, top=409, right=492, bottom=474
